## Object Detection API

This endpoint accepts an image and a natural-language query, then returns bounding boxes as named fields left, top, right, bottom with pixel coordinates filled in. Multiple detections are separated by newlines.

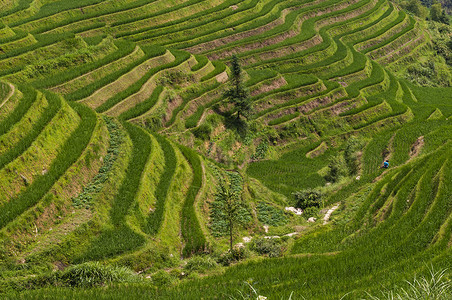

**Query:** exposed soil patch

left=369, top=25, right=420, bottom=60
left=163, top=94, right=184, bottom=124
left=207, top=0, right=366, bottom=61
left=357, top=15, right=411, bottom=52
left=216, top=71, right=228, bottom=83
left=263, top=87, right=345, bottom=124
left=242, top=35, right=322, bottom=65
left=378, top=34, right=425, bottom=65
left=409, top=136, right=424, bottom=158
left=250, top=76, right=287, bottom=96
left=185, top=0, right=325, bottom=54
left=255, top=81, right=326, bottom=114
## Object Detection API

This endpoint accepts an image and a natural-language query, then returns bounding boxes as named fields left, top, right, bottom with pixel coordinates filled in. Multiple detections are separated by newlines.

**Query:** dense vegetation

left=0, top=0, right=450, bottom=299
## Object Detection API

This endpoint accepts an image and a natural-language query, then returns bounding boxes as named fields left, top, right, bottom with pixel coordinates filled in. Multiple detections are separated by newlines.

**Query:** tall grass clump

left=366, top=268, right=451, bottom=300
left=59, top=262, right=139, bottom=288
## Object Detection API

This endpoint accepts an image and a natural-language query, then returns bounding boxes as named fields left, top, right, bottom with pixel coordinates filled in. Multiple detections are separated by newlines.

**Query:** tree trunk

left=229, top=221, right=233, bottom=251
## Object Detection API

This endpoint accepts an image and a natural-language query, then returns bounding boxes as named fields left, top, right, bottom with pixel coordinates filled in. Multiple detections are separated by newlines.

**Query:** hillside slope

left=0, top=0, right=451, bottom=299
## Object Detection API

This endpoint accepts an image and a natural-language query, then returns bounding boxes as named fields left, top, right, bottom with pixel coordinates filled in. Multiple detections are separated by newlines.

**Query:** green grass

left=65, top=45, right=165, bottom=101
left=1, top=0, right=451, bottom=298
left=77, top=122, right=151, bottom=260
left=178, top=145, right=207, bottom=257
left=0, top=90, right=61, bottom=170
left=247, top=142, right=334, bottom=197
left=95, top=49, right=189, bottom=113
left=31, top=40, right=135, bottom=89
left=0, top=98, right=96, bottom=229
left=145, top=134, right=177, bottom=235
left=118, top=85, right=164, bottom=121
left=0, top=84, right=36, bottom=136
left=200, top=61, right=226, bottom=82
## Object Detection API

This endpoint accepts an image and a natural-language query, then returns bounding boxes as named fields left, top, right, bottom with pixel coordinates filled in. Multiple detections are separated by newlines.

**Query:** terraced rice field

left=0, top=0, right=450, bottom=299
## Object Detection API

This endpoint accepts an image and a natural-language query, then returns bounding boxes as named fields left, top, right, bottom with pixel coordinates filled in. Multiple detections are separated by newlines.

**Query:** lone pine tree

left=224, top=55, right=252, bottom=120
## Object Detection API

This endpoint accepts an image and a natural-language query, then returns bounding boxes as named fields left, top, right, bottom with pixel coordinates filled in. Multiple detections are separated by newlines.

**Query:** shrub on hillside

left=151, top=270, right=177, bottom=287
left=192, top=123, right=212, bottom=140
left=293, top=189, right=322, bottom=220
left=183, top=256, right=218, bottom=273
left=250, top=237, right=283, bottom=258
left=217, top=247, right=249, bottom=266
left=344, top=137, right=365, bottom=175
left=293, top=189, right=322, bottom=210
left=59, top=262, right=138, bottom=288
left=325, top=154, right=348, bottom=183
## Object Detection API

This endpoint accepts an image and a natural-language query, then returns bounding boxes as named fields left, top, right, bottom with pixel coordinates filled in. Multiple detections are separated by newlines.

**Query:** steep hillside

left=0, top=0, right=451, bottom=299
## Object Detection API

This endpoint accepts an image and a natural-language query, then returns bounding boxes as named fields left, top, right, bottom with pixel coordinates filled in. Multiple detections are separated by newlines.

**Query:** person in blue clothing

left=383, top=159, right=389, bottom=168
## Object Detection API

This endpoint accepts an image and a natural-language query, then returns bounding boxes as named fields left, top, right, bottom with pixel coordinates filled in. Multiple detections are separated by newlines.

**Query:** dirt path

left=323, top=204, right=340, bottom=225
left=0, top=83, right=15, bottom=110
left=409, top=136, right=424, bottom=158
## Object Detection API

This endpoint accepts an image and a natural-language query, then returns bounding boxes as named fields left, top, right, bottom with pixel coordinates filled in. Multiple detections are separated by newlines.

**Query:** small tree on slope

left=223, top=55, right=252, bottom=120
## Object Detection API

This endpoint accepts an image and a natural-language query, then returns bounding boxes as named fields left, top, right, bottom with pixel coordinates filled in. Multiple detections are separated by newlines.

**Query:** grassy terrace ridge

left=0, top=0, right=451, bottom=299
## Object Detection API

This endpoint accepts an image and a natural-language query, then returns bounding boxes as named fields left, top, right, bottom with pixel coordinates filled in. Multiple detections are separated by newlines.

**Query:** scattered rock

left=285, top=207, right=303, bottom=215
left=234, top=243, right=245, bottom=249
left=323, top=204, right=340, bottom=225
left=20, top=174, right=29, bottom=186
left=243, top=236, right=252, bottom=243
left=284, top=232, right=298, bottom=237
left=307, top=217, right=316, bottom=223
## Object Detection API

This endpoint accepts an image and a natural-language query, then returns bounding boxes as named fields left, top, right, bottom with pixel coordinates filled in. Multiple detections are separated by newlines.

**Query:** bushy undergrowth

left=1, top=262, right=139, bottom=295
left=217, top=247, right=250, bottom=266
left=250, top=237, right=283, bottom=258
left=72, top=117, right=123, bottom=208
left=183, top=255, right=218, bottom=273
left=366, top=268, right=452, bottom=300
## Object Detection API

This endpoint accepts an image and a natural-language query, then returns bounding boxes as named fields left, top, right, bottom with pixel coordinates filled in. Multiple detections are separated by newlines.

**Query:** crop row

left=66, top=45, right=166, bottom=101
left=0, top=88, right=59, bottom=171
left=0, top=98, right=96, bottom=229
left=178, top=145, right=207, bottom=257
left=145, top=134, right=177, bottom=235
left=47, top=40, right=138, bottom=94
left=237, top=0, right=376, bottom=69
left=78, top=122, right=151, bottom=260
left=101, top=51, right=193, bottom=116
